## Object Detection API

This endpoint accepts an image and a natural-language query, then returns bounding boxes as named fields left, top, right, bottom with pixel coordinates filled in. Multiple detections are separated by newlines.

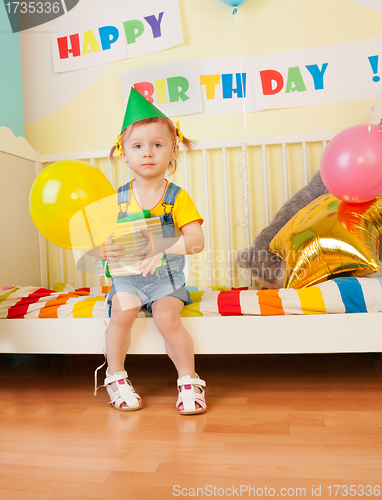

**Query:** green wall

left=0, top=2, right=24, bottom=137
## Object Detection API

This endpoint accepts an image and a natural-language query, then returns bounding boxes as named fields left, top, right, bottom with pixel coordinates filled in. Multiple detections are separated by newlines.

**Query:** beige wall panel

left=0, top=152, right=40, bottom=286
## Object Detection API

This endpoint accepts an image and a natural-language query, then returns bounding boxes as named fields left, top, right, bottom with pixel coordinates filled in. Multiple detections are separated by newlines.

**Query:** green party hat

left=121, top=87, right=168, bottom=132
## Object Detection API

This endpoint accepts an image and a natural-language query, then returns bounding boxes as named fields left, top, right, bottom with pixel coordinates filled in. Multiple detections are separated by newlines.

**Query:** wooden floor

left=1, top=353, right=382, bottom=500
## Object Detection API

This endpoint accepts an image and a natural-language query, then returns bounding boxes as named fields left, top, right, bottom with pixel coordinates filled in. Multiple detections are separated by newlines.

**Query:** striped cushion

left=183, top=277, right=382, bottom=316
left=1, top=277, right=382, bottom=319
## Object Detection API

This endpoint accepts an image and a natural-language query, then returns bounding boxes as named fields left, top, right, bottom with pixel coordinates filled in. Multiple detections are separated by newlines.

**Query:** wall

left=0, top=3, right=25, bottom=137
left=0, top=151, right=40, bottom=286
left=21, top=0, right=382, bottom=155
left=6, top=0, right=382, bottom=288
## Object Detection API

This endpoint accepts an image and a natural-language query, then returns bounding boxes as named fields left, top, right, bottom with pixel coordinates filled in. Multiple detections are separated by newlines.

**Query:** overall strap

left=161, top=182, right=183, bottom=286
left=162, top=182, right=181, bottom=213
left=117, top=181, right=131, bottom=214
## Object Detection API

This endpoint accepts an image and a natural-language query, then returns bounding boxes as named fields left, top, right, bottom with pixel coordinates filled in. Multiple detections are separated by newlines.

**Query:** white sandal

left=176, top=374, right=207, bottom=415
left=102, top=370, right=143, bottom=412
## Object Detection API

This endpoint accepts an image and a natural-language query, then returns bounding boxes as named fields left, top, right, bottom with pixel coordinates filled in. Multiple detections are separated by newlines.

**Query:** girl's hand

left=134, top=222, right=204, bottom=277
left=135, top=230, right=166, bottom=277
left=86, top=238, right=125, bottom=261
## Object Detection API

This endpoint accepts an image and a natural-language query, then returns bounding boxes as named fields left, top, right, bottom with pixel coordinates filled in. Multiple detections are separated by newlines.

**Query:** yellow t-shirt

left=127, top=180, right=203, bottom=229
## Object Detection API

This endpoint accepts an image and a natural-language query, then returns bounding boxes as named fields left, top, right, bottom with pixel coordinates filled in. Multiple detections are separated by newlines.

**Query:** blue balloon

left=219, top=0, right=247, bottom=5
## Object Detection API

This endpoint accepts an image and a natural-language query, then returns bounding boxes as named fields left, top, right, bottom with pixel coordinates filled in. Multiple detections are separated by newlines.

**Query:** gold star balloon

left=269, top=193, right=382, bottom=289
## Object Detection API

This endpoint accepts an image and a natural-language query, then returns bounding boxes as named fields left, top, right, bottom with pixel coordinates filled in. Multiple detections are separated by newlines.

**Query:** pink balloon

left=320, top=124, right=382, bottom=203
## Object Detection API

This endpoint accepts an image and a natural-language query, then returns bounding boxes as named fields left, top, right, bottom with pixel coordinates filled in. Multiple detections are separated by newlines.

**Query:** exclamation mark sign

left=368, top=55, right=381, bottom=82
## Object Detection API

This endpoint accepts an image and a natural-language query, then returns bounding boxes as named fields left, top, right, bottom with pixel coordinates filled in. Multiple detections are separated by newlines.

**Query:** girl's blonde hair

left=110, top=116, right=195, bottom=175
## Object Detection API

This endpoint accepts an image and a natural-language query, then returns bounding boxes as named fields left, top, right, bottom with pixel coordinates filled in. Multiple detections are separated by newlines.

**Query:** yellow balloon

left=29, top=160, right=118, bottom=250
left=269, top=193, right=382, bottom=289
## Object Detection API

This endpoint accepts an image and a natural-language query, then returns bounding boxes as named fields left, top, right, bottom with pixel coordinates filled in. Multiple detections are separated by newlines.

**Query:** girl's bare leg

left=106, top=292, right=142, bottom=406
left=151, top=296, right=196, bottom=377
left=152, top=296, right=202, bottom=411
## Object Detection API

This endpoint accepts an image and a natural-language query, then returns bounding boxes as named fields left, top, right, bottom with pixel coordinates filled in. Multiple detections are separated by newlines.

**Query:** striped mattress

left=1, top=277, right=382, bottom=319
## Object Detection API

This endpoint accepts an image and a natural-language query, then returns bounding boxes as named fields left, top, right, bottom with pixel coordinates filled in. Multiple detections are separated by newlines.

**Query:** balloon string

left=233, top=8, right=250, bottom=229
left=82, top=207, right=96, bottom=248
left=234, top=8, right=248, bottom=141
left=236, top=150, right=250, bottom=227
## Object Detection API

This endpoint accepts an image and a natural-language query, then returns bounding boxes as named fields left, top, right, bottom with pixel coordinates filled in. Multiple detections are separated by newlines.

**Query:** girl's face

left=122, top=122, right=178, bottom=180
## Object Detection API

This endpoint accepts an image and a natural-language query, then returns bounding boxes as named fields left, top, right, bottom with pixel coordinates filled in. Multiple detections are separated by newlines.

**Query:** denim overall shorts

left=107, top=181, right=192, bottom=313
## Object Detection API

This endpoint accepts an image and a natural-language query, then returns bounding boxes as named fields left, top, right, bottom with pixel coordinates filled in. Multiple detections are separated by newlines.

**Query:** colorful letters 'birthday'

left=132, top=73, right=247, bottom=105
left=260, top=64, right=329, bottom=95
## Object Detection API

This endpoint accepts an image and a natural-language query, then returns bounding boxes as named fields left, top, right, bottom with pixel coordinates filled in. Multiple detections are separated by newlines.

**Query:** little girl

left=95, top=88, right=206, bottom=415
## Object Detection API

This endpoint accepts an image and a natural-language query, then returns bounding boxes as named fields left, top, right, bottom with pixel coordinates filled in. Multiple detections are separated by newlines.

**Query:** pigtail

left=169, top=120, right=196, bottom=175
left=109, top=133, right=124, bottom=164
left=109, top=144, right=118, bottom=163
left=179, top=135, right=197, bottom=153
